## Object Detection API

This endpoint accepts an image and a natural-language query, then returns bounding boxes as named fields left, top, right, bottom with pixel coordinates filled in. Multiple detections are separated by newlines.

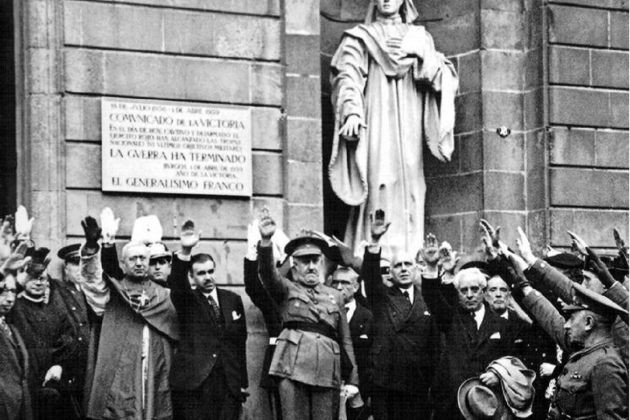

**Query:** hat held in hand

left=458, top=378, right=509, bottom=420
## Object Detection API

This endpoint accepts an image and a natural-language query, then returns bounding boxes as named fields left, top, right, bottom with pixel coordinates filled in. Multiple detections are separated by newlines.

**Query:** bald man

left=361, top=211, right=439, bottom=420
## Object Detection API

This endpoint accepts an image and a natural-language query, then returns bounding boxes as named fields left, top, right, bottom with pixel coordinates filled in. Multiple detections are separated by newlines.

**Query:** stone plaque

left=102, top=98, right=252, bottom=196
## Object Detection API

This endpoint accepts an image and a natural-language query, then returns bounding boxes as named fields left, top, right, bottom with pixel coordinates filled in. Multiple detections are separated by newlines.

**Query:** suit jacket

left=422, top=276, right=511, bottom=415
left=348, top=302, right=373, bottom=395
left=362, top=249, right=439, bottom=395
left=169, top=255, right=248, bottom=395
left=0, top=323, right=32, bottom=420
left=243, top=258, right=281, bottom=388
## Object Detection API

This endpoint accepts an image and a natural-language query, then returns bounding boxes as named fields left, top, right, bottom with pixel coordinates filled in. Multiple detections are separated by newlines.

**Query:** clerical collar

left=21, top=293, right=44, bottom=303
left=376, top=14, right=403, bottom=25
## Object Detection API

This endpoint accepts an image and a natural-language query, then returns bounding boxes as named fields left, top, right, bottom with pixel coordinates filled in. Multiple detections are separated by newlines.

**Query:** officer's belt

left=283, top=321, right=354, bottom=380
left=283, top=321, right=337, bottom=340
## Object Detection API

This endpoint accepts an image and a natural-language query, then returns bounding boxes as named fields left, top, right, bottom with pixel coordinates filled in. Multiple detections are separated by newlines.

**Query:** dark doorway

left=0, top=0, right=16, bottom=217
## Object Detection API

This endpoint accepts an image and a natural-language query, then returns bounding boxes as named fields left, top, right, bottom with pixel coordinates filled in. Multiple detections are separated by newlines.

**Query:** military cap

left=544, top=253, right=583, bottom=269
left=564, top=282, right=628, bottom=319
left=599, top=254, right=629, bottom=282
left=57, top=243, right=81, bottom=263
left=148, top=242, right=171, bottom=261
left=284, top=233, right=329, bottom=258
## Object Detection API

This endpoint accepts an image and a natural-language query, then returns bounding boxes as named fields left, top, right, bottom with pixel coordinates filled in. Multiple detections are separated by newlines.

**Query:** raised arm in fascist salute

left=78, top=216, right=179, bottom=420
left=256, top=209, right=358, bottom=420
left=361, top=210, right=439, bottom=420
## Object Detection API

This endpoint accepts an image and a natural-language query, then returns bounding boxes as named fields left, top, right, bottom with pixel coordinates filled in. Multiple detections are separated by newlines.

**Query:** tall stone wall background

left=321, top=0, right=629, bottom=255
left=16, top=1, right=323, bottom=418
left=546, top=0, right=629, bottom=250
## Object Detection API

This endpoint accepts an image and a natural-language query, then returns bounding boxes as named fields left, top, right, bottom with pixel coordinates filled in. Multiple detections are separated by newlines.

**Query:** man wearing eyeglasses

left=330, top=267, right=373, bottom=420
left=0, top=272, right=32, bottom=420
left=8, top=247, right=81, bottom=419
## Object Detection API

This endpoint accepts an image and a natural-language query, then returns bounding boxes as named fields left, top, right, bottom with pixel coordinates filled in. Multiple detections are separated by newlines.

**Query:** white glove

left=100, top=207, right=120, bottom=245
left=43, top=365, right=62, bottom=386
left=14, top=205, right=34, bottom=240
left=342, top=384, right=359, bottom=399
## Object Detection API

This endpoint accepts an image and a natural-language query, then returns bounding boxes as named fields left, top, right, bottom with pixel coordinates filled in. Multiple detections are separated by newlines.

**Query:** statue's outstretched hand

left=340, top=115, right=365, bottom=141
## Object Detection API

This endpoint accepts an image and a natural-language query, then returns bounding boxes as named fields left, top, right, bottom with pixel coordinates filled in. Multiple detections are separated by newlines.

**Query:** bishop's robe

left=329, top=18, right=458, bottom=255
left=80, top=248, right=179, bottom=420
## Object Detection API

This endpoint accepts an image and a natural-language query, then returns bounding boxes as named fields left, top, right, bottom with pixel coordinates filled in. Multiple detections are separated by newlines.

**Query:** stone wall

left=320, top=0, right=629, bottom=254
left=546, top=0, right=629, bottom=249
left=16, top=1, right=323, bottom=418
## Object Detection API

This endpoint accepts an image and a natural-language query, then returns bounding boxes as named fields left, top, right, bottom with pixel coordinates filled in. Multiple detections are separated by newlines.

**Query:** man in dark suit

left=169, top=225, right=248, bottom=420
left=330, top=267, right=373, bottom=420
left=361, top=211, right=439, bottom=420
left=0, top=271, right=32, bottom=420
left=421, top=239, right=511, bottom=420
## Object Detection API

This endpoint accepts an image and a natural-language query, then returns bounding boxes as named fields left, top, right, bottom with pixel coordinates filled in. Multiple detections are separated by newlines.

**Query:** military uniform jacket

left=257, top=244, right=358, bottom=388
left=522, top=290, right=629, bottom=420
left=525, top=259, right=629, bottom=364
left=362, top=249, right=439, bottom=395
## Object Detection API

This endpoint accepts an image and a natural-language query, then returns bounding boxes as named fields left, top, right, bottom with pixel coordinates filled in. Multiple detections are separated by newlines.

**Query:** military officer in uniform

left=256, top=210, right=359, bottom=420
left=509, top=242, right=629, bottom=420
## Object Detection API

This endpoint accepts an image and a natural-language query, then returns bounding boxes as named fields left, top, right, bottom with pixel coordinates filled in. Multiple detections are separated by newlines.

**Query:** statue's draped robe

left=329, top=19, right=458, bottom=254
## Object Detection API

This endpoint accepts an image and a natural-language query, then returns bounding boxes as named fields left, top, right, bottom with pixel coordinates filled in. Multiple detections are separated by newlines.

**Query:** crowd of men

left=0, top=205, right=628, bottom=420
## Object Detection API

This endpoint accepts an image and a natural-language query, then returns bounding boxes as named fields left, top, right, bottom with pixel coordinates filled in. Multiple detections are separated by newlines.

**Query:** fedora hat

left=458, top=378, right=509, bottom=420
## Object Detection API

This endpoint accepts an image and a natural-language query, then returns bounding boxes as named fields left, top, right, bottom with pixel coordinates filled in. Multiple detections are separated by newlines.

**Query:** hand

left=567, top=231, right=588, bottom=257
left=399, top=34, right=425, bottom=59
left=339, top=115, right=365, bottom=140
left=100, top=207, right=120, bottom=244
left=43, top=365, right=62, bottom=387
left=14, top=206, right=34, bottom=241
left=342, top=384, right=359, bottom=399
left=437, top=241, right=459, bottom=273
left=369, top=209, right=390, bottom=242
left=81, top=216, right=102, bottom=248
left=420, top=234, right=440, bottom=268
left=515, top=227, right=536, bottom=265
left=613, top=228, right=629, bottom=264
left=180, top=220, right=201, bottom=255
left=539, top=363, right=555, bottom=378
left=0, top=241, right=31, bottom=274
left=330, top=235, right=362, bottom=272
left=258, top=207, right=276, bottom=243
left=479, top=371, right=499, bottom=387
left=480, top=221, right=500, bottom=261
left=480, top=219, right=501, bottom=248
left=585, top=247, right=616, bottom=288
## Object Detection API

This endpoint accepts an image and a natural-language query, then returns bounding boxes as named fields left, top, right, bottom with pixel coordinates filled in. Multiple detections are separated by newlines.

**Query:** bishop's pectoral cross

left=138, top=290, right=150, bottom=307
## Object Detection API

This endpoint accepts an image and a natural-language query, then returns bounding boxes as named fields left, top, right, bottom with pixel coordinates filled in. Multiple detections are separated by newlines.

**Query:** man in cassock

left=78, top=217, right=179, bottom=420
left=8, top=247, right=81, bottom=420
left=329, top=0, right=458, bottom=253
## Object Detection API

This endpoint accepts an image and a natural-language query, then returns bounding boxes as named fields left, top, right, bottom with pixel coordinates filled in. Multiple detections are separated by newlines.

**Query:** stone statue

left=328, top=0, right=458, bottom=255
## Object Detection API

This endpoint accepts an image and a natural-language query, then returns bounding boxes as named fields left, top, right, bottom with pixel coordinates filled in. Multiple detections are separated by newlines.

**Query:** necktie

left=207, top=295, right=224, bottom=326
left=403, top=291, right=411, bottom=303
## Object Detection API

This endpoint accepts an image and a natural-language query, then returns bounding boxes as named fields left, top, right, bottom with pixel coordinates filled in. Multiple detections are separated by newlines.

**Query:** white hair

left=453, top=268, right=487, bottom=290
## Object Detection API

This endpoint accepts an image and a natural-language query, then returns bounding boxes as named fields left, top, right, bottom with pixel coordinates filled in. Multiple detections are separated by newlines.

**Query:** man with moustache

left=360, top=210, right=439, bottom=420
left=168, top=223, right=248, bottom=420
left=256, top=211, right=359, bottom=420
left=78, top=216, right=179, bottom=420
